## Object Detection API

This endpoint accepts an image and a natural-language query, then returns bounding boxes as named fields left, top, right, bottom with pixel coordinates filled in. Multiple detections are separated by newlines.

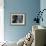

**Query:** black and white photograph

left=11, top=14, right=25, bottom=25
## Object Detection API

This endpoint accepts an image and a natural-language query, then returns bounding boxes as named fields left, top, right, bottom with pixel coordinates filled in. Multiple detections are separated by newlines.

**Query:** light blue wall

left=40, top=0, right=46, bottom=27
left=4, top=0, right=40, bottom=42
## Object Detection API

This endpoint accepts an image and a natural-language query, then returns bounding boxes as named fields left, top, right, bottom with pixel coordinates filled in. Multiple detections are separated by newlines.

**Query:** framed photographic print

left=11, top=13, right=25, bottom=25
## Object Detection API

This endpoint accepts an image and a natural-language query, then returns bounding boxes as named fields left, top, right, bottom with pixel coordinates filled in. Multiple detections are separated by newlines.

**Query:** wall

left=4, top=0, right=40, bottom=42
left=40, top=0, right=46, bottom=27
left=0, top=0, right=4, bottom=42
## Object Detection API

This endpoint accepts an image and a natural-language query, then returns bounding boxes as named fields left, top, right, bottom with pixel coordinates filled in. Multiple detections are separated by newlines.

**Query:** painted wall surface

left=0, top=0, right=4, bottom=42
left=40, top=0, right=46, bottom=27
left=4, top=0, right=40, bottom=42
